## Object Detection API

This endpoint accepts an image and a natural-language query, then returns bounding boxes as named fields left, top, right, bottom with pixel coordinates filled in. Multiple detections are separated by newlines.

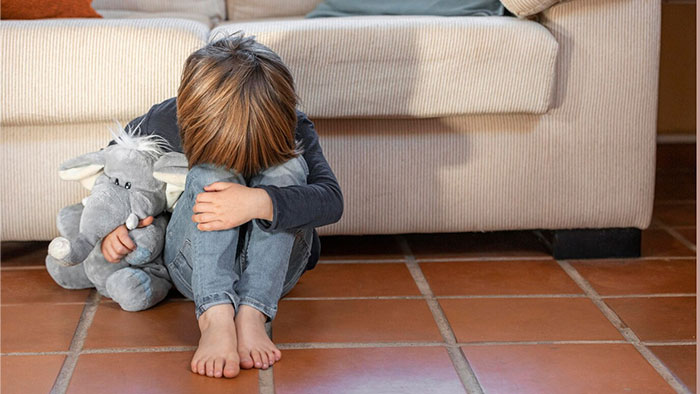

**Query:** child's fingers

left=117, top=231, right=136, bottom=251
left=203, top=182, right=231, bottom=192
left=196, top=220, right=226, bottom=231
left=138, top=216, right=154, bottom=228
left=192, top=201, right=216, bottom=214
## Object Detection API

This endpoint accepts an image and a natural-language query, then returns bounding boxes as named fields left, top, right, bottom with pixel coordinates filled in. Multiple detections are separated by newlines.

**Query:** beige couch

left=0, top=0, right=661, bottom=247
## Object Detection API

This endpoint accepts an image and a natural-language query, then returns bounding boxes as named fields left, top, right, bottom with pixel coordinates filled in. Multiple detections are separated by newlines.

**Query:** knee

left=252, top=156, right=308, bottom=187
left=185, top=163, right=245, bottom=194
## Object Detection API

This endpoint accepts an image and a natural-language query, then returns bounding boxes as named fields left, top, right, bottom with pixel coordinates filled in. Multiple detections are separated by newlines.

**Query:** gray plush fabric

left=306, top=0, right=506, bottom=18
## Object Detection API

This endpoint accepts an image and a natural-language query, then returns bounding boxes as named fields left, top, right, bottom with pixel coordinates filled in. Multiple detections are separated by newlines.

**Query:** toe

left=273, top=348, right=282, bottom=361
left=239, top=349, right=254, bottom=369
left=197, top=359, right=206, bottom=375
left=267, top=350, right=276, bottom=365
left=251, top=350, right=263, bottom=369
left=223, top=355, right=240, bottom=378
left=213, top=358, right=224, bottom=378
left=190, top=358, right=198, bottom=374
left=260, top=350, right=270, bottom=369
left=205, top=358, right=215, bottom=377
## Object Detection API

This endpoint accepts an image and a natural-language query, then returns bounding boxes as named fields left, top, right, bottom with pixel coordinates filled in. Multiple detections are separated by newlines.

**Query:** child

left=100, top=32, right=343, bottom=379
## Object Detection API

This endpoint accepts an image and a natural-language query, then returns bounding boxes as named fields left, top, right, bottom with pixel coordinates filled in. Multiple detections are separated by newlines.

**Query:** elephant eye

left=114, top=178, right=119, bottom=186
left=125, top=182, right=131, bottom=190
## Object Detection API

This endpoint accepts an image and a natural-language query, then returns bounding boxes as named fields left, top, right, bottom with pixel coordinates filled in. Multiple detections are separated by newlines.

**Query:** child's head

left=176, top=31, right=300, bottom=177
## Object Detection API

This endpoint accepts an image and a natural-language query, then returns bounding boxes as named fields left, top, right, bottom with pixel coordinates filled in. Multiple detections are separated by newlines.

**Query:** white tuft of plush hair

left=108, top=118, right=171, bottom=160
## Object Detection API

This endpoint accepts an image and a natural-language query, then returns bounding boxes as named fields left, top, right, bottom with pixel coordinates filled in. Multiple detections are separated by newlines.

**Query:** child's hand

left=193, top=182, right=273, bottom=231
left=101, top=216, right=154, bottom=263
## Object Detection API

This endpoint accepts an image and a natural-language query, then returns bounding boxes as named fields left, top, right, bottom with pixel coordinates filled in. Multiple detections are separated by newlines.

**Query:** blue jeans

left=163, top=156, right=313, bottom=322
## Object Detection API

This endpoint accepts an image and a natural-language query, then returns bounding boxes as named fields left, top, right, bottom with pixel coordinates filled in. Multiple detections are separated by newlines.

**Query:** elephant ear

left=153, top=152, right=189, bottom=212
left=58, top=149, right=106, bottom=191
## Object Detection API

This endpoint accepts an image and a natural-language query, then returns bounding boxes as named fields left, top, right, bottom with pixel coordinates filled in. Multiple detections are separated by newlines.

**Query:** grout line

left=51, top=289, right=102, bottom=394
left=316, top=255, right=697, bottom=264
left=10, top=338, right=683, bottom=356
left=80, top=346, right=197, bottom=354
left=276, top=342, right=446, bottom=350
left=1, top=351, right=71, bottom=356
left=396, top=235, right=484, bottom=394
left=259, top=367, right=274, bottom=394
left=653, top=218, right=697, bottom=253
left=282, top=295, right=425, bottom=300
left=2, top=301, right=94, bottom=306
left=413, top=256, right=550, bottom=263
left=317, top=258, right=406, bottom=264
left=281, top=293, right=694, bottom=300
left=556, top=260, right=692, bottom=394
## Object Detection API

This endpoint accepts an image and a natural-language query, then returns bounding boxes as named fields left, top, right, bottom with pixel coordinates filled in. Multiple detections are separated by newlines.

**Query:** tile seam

left=556, top=260, right=692, bottom=394
left=50, top=289, right=101, bottom=394
left=396, top=235, right=484, bottom=394
left=261, top=320, right=275, bottom=394
left=653, top=218, right=697, bottom=253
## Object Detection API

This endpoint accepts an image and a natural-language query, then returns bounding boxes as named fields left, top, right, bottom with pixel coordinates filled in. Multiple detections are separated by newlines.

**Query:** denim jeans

left=163, top=155, right=313, bottom=322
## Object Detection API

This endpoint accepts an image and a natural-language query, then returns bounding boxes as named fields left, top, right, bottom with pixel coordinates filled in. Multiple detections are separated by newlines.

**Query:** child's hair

left=176, top=31, right=301, bottom=177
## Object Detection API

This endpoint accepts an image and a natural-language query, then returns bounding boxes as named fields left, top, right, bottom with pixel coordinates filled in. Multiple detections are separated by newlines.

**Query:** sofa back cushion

left=92, top=0, right=226, bottom=24
left=226, top=0, right=322, bottom=21
left=211, top=15, right=559, bottom=118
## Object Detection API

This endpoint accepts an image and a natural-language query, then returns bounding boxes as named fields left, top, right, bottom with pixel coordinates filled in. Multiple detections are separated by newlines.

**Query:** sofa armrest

left=501, top=0, right=566, bottom=17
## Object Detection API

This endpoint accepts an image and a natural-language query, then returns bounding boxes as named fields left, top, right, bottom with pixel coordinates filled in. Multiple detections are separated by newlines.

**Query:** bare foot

left=191, top=304, right=240, bottom=378
left=235, top=305, right=282, bottom=369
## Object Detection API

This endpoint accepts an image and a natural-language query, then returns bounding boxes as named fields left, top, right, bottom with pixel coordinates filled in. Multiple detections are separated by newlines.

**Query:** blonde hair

left=177, top=31, right=300, bottom=177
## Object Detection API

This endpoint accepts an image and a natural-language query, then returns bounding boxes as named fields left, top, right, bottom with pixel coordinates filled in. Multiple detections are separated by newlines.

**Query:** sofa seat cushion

left=212, top=15, right=558, bottom=118
left=1, top=19, right=208, bottom=126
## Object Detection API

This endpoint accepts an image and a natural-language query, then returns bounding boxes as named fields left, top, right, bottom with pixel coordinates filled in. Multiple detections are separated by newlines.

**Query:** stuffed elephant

left=46, top=122, right=189, bottom=311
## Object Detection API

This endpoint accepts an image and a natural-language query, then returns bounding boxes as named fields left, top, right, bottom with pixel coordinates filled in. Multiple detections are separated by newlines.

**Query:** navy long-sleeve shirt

left=107, top=97, right=343, bottom=270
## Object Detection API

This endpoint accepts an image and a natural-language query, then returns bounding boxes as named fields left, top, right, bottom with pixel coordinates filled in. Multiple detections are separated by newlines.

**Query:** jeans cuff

left=195, top=292, right=239, bottom=320
left=238, top=296, right=277, bottom=322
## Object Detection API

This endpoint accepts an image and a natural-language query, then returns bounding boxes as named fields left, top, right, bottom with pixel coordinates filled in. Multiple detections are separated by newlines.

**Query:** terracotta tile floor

left=1, top=143, right=696, bottom=394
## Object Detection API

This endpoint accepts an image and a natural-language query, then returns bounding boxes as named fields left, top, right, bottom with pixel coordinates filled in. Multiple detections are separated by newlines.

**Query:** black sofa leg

left=535, top=228, right=642, bottom=260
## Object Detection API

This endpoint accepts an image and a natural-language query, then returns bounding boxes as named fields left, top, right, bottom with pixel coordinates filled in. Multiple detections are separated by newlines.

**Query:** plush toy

left=46, top=122, right=189, bottom=311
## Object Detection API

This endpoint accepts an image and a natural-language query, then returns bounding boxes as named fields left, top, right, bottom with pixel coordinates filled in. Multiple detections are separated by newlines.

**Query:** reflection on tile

left=463, top=344, right=675, bottom=394
left=675, top=228, right=696, bottom=245
left=1, top=304, right=83, bottom=352
left=1, top=355, right=65, bottom=394
left=570, top=258, right=695, bottom=295
left=641, top=229, right=695, bottom=257
left=440, top=298, right=623, bottom=343
left=274, top=347, right=465, bottom=394
left=420, top=260, right=581, bottom=296
left=286, top=263, right=420, bottom=298
left=273, top=299, right=442, bottom=343
left=604, top=297, right=696, bottom=341
left=84, top=301, right=199, bottom=349
left=1, top=269, right=90, bottom=304
left=69, top=351, right=258, bottom=394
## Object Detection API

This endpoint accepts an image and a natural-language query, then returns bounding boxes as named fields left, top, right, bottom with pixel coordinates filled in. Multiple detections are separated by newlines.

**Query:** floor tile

left=642, top=229, right=695, bottom=257
left=1, top=269, right=90, bottom=304
left=653, top=202, right=696, bottom=226
left=1, top=304, right=83, bottom=352
left=462, top=343, right=675, bottom=394
left=273, top=347, right=465, bottom=394
left=675, top=227, right=696, bottom=245
left=655, top=173, right=696, bottom=201
left=83, top=300, right=199, bottom=349
left=404, top=231, right=550, bottom=260
left=648, top=344, right=697, bottom=392
left=604, top=297, right=696, bottom=341
left=286, top=263, right=420, bottom=298
left=318, top=235, right=404, bottom=261
left=570, top=258, right=695, bottom=295
left=1, top=241, right=50, bottom=267
left=273, top=299, right=443, bottom=343
left=1, top=354, right=65, bottom=394
left=440, top=298, right=623, bottom=343
left=68, top=351, right=258, bottom=394
left=420, top=260, right=582, bottom=296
